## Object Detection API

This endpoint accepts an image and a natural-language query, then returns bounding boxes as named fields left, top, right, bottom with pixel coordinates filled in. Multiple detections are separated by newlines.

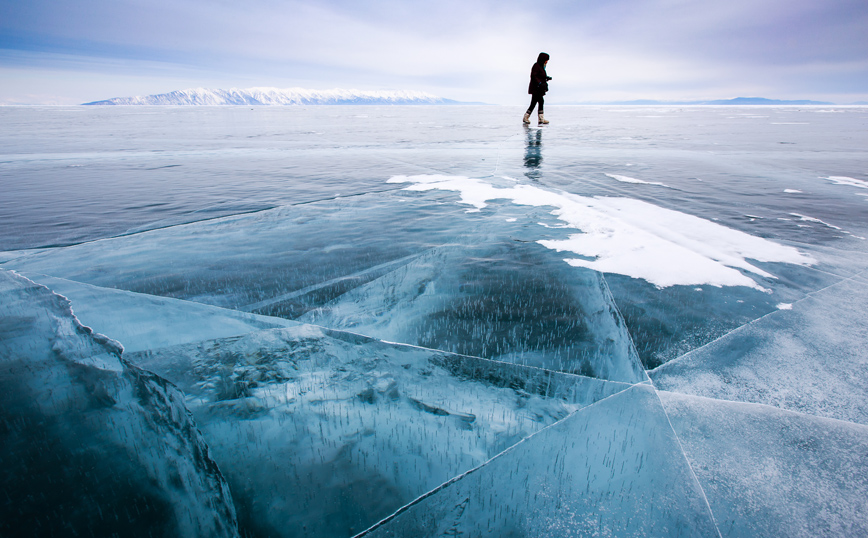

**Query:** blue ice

left=1, top=105, right=867, bottom=537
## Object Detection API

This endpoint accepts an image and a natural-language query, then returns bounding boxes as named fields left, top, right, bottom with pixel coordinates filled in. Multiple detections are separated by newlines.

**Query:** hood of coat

left=536, top=52, right=550, bottom=66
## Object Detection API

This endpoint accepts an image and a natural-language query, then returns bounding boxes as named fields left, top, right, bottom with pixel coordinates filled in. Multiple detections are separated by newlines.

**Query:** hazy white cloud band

left=1, top=0, right=866, bottom=104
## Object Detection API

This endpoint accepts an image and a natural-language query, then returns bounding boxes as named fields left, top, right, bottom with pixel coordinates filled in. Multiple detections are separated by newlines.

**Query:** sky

left=1, top=0, right=867, bottom=105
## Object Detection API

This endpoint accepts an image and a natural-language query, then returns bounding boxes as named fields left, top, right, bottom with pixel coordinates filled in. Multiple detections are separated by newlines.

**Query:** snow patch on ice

left=790, top=213, right=842, bottom=230
left=388, top=175, right=815, bottom=290
left=824, top=176, right=868, bottom=189
left=605, top=173, right=670, bottom=188
left=776, top=303, right=793, bottom=310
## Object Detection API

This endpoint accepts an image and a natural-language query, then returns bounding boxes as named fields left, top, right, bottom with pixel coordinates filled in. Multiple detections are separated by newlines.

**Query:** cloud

left=1, top=0, right=866, bottom=104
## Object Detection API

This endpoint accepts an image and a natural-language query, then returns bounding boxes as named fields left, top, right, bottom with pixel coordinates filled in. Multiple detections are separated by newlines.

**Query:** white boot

left=538, top=113, right=549, bottom=125
left=523, top=112, right=531, bottom=124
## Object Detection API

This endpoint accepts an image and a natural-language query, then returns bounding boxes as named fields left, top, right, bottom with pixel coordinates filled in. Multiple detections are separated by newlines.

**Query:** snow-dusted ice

left=387, top=173, right=815, bottom=290
left=1, top=105, right=867, bottom=537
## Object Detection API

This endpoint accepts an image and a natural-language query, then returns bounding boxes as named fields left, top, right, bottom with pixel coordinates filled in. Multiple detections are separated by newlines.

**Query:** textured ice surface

left=604, top=261, right=846, bottom=369
left=652, top=274, right=868, bottom=424
left=359, top=384, right=719, bottom=538
left=22, top=273, right=297, bottom=353
left=124, top=323, right=629, bottom=537
left=4, top=194, right=462, bottom=311
left=659, top=391, right=868, bottom=538
left=26, top=257, right=630, bottom=537
left=2, top=105, right=867, bottom=537
left=7, top=188, right=648, bottom=380
left=0, top=270, right=238, bottom=537
left=301, top=241, right=647, bottom=382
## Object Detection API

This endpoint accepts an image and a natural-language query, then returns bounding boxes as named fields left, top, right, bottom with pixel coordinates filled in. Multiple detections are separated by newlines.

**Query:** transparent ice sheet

left=2, top=105, right=866, bottom=536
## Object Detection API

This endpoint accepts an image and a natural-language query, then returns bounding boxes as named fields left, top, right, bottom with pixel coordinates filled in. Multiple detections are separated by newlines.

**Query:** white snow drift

left=388, top=174, right=816, bottom=289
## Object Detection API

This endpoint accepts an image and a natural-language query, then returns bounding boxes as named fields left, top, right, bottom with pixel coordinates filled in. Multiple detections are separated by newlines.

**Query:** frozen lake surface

left=1, top=105, right=867, bottom=537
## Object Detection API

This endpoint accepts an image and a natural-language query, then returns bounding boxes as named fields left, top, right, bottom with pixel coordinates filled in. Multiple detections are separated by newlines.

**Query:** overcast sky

left=1, top=0, right=866, bottom=105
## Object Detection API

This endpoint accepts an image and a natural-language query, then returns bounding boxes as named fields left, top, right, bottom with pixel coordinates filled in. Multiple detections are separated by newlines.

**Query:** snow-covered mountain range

left=84, top=87, right=463, bottom=105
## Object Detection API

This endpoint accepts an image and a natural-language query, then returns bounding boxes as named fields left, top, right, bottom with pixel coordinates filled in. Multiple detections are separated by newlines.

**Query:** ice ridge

left=0, top=269, right=240, bottom=537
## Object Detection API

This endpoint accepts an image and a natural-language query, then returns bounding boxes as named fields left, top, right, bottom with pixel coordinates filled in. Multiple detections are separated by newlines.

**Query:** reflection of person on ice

left=523, top=52, right=552, bottom=125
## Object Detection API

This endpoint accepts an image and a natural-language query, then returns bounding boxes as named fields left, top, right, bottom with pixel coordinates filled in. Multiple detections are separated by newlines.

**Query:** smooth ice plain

left=1, top=105, right=867, bottom=537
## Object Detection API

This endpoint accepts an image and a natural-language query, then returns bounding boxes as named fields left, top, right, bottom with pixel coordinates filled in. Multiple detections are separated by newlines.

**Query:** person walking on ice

left=524, top=52, right=552, bottom=125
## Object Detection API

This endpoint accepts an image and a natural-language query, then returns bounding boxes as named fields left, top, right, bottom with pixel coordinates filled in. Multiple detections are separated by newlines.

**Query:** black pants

left=526, top=93, right=544, bottom=114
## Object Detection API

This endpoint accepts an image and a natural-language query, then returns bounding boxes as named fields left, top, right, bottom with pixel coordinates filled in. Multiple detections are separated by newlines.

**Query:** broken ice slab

left=357, top=384, right=719, bottom=538
left=651, top=275, right=868, bottom=425
left=385, top=173, right=861, bottom=372
left=125, top=324, right=632, bottom=538
left=1, top=192, right=472, bottom=311
left=301, top=241, right=648, bottom=383
left=0, top=269, right=239, bottom=537
left=4, top=188, right=648, bottom=383
left=659, top=391, right=868, bottom=538
left=22, top=273, right=297, bottom=353
left=606, top=261, right=851, bottom=370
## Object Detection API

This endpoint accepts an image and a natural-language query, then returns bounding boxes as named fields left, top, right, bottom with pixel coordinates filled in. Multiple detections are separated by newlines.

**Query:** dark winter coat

left=528, top=52, right=550, bottom=95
